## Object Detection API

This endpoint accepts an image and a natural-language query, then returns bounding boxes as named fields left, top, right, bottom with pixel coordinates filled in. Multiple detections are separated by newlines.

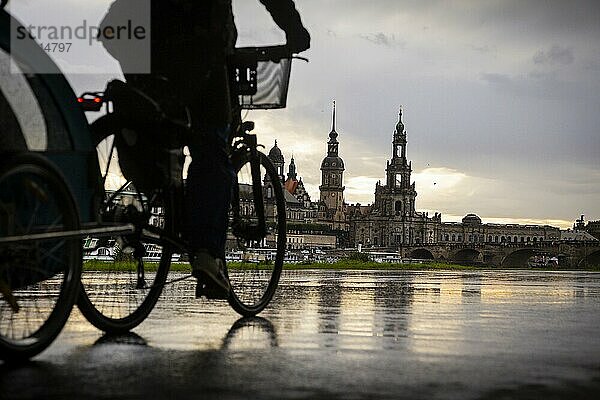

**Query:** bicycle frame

left=94, top=120, right=270, bottom=258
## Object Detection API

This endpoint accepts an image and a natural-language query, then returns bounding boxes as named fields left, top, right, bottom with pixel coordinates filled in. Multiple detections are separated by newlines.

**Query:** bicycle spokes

left=0, top=279, right=19, bottom=313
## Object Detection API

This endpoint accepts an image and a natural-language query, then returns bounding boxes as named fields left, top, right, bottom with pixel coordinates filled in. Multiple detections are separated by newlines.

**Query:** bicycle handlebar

left=230, top=45, right=308, bottom=64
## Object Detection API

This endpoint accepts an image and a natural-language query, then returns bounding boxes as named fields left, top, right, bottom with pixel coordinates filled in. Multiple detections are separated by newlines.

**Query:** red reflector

left=94, top=97, right=101, bottom=103
left=77, top=98, right=84, bottom=103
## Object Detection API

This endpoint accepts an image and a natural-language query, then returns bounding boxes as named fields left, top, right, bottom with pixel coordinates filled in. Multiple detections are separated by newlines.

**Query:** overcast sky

left=11, top=0, right=600, bottom=228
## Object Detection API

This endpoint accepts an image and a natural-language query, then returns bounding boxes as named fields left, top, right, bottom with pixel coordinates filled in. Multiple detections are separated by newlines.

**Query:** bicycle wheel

left=0, top=153, right=81, bottom=361
left=77, top=184, right=173, bottom=334
left=228, top=150, right=286, bottom=316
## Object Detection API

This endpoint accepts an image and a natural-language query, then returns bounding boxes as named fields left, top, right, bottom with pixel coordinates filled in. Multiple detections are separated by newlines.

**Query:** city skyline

left=10, top=1, right=599, bottom=229
left=232, top=0, right=600, bottom=229
left=265, top=104, right=587, bottom=230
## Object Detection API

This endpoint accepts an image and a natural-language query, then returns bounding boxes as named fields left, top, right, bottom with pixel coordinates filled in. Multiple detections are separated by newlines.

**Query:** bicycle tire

left=0, top=153, right=82, bottom=361
left=77, top=186, right=172, bottom=334
left=228, top=150, right=286, bottom=316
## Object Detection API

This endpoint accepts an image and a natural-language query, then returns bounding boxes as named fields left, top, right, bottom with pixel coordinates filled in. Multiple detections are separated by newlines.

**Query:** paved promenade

left=2, top=270, right=600, bottom=399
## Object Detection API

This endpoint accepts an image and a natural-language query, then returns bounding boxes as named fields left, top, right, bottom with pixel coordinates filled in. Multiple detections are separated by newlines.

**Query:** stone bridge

left=383, top=241, right=600, bottom=268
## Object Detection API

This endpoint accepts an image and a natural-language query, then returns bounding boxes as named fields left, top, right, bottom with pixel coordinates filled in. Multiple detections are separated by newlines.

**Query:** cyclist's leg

left=182, top=63, right=235, bottom=295
left=186, top=133, right=234, bottom=259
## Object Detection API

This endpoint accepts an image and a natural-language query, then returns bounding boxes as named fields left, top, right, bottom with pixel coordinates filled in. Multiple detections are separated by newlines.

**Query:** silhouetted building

left=347, top=108, right=560, bottom=249
left=318, top=101, right=347, bottom=231
left=258, top=105, right=570, bottom=251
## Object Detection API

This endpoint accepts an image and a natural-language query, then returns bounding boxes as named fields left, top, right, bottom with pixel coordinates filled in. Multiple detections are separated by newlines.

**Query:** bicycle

left=1, top=0, right=297, bottom=358
left=0, top=6, right=90, bottom=361
left=0, top=153, right=82, bottom=361
left=76, top=45, right=299, bottom=334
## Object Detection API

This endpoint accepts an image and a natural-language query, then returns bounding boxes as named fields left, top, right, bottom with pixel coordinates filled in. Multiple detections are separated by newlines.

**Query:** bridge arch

left=501, top=249, right=537, bottom=268
left=409, top=248, right=434, bottom=260
left=578, top=250, right=600, bottom=268
left=452, top=249, right=481, bottom=263
left=483, top=253, right=497, bottom=264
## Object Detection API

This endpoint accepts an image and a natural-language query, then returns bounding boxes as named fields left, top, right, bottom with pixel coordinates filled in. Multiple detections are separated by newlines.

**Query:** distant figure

left=99, top=0, right=310, bottom=297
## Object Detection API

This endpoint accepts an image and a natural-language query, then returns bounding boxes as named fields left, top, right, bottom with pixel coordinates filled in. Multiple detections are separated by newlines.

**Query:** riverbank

left=83, top=260, right=600, bottom=272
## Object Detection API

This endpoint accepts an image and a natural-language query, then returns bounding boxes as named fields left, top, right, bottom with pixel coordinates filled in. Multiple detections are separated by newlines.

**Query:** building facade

left=256, top=105, right=568, bottom=253
left=350, top=108, right=442, bottom=247
left=348, top=108, right=561, bottom=249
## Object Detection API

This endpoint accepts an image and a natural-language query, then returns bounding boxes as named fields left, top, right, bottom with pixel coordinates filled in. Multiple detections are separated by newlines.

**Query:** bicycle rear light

left=78, top=92, right=104, bottom=112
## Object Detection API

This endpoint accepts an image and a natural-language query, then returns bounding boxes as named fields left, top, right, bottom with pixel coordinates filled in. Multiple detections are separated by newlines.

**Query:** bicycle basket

left=229, top=46, right=292, bottom=110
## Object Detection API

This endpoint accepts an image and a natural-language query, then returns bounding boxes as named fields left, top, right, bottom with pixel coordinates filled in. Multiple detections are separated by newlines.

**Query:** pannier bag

left=100, top=80, right=186, bottom=193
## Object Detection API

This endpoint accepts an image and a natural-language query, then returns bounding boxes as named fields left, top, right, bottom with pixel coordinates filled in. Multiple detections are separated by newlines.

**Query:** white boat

left=142, top=243, right=181, bottom=263
left=83, top=246, right=116, bottom=262
left=83, top=237, right=180, bottom=263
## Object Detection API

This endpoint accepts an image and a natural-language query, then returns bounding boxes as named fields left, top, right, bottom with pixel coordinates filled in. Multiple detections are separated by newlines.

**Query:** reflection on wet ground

left=2, top=269, right=600, bottom=399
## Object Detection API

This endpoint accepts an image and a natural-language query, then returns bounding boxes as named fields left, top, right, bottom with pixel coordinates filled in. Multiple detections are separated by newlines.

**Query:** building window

left=445, top=234, right=449, bottom=241
left=487, top=235, right=492, bottom=243
left=452, top=234, right=455, bottom=241
left=507, top=236, right=511, bottom=243
left=394, top=200, right=402, bottom=215
left=495, top=235, right=498, bottom=243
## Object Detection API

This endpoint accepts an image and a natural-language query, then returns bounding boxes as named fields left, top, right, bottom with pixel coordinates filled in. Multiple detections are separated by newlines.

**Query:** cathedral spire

left=329, top=100, right=338, bottom=141
left=287, top=155, right=297, bottom=180
left=332, top=100, right=336, bottom=133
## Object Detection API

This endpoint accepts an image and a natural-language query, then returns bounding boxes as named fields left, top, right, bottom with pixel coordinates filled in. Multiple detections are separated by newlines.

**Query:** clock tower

left=319, top=101, right=346, bottom=229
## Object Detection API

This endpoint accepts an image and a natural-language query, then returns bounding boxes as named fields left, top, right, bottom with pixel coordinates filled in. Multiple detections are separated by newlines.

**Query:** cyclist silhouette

left=99, top=0, right=310, bottom=298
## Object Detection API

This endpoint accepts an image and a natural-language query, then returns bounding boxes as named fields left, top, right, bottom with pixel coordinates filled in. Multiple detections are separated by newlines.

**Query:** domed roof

left=462, top=213, right=482, bottom=225
left=321, top=155, right=345, bottom=170
left=268, top=140, right=284, bottom=163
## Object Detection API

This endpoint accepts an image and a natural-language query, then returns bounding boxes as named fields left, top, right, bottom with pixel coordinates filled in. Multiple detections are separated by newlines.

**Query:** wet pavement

left=2, top=269, right=600, bottom=399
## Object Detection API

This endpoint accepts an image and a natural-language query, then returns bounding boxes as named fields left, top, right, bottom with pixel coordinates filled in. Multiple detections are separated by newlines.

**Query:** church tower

left=267, top=140, right=285, bottom=183
left=319, top=101, right=346, bottom=229
left=377, top=107, right=417, bottom=217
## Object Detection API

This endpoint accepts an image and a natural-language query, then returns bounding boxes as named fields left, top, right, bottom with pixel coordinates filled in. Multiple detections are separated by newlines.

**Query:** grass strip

left=83, top=260, right=476, bottom=271
left=83, top=260, right=600, bottom=272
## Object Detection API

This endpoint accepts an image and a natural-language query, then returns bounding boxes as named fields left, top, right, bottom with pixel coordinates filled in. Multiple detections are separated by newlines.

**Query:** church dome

left=462, top=213, right=482, bottom=225
left=268, top=140, right=284, bottom=163
left=321, top=155, right=345, bottom=170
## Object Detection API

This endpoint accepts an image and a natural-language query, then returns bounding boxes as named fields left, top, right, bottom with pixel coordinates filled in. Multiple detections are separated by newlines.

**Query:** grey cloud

left=359, top=32, right=404, bottom=48
left=533, top=45, right=575, bottom=66
left=480, top=73, right=511, bottom=85
left=456, top=0, right=600, bottom=37
left=469, top=44, right=495, bottom=53
left=478, top=70, right=595, bottom=101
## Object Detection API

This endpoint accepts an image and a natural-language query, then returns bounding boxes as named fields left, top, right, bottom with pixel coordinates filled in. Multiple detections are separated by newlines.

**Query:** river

left=2, top=269, right=600, bottom=399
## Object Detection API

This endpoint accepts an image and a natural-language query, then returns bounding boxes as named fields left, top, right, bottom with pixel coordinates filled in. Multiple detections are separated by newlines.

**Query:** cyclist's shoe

left=191, top=251, right=230, bottom=299
left=195, top=278, right=230, bottom=300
